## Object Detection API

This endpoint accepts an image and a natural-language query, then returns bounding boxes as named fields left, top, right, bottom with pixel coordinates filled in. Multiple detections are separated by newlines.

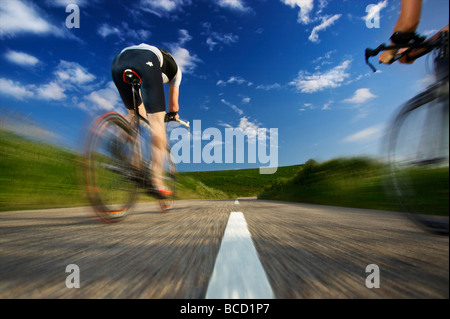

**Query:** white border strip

left=205, top=212, right=274, bottom=299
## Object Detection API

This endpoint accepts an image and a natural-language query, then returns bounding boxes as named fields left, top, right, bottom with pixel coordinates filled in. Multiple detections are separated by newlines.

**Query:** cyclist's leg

left=132, top=51, right=168, bottom=192
left=124, top=103, right=147, bottom=123
left=148, top=111, right=167, bottom=188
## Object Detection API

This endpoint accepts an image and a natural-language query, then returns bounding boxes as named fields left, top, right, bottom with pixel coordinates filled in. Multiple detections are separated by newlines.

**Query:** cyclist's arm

left=168, top=68, right=181, bottom=118
left=168, top=85, right=180, bottom=118
left=380, top=0, right=423, bottom=64
left=397, top=24, right=449, bottom=64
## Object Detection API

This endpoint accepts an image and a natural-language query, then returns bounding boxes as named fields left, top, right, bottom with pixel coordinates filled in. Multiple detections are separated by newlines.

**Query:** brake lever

left=365, top=48, right=379, bottom=72
left=365, top=44, right=387, bottom=72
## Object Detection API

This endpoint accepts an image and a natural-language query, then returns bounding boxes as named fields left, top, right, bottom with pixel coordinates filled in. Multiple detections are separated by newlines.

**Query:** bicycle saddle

left=122, top=69, right=141, bottom=85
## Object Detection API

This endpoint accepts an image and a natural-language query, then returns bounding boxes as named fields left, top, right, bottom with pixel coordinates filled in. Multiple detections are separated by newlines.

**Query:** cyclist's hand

left=379, top=49, right=397, bottom=64
left=397, top=48, right=416, bottom=64
left=165, top=112, right=179, bottom=122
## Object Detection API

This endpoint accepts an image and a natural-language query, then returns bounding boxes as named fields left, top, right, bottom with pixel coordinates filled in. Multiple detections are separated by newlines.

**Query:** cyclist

left=111, top=44, right=181, bottom=198
left=379, top=0, right=448, bottom=80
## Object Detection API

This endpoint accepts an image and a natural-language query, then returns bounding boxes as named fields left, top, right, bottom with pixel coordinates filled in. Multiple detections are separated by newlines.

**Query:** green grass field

left=1, top=128, right=448, bottom=217
left=0, top=129, right=87, bottom=211
left=180, top=165, right=302, bottom=198
left=258, top=158, right=449, bottom=215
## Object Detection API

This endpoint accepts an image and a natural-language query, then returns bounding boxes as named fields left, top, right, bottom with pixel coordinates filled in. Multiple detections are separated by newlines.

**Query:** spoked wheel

left=84, top=112, right=140, bottom=223
left=158, top=146, right=177, bottom=213
left=387, top=81, right=449, bottom=235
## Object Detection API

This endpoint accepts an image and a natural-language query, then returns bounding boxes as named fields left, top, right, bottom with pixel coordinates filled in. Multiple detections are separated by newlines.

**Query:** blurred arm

left=380, top=0, right=423, bottom=64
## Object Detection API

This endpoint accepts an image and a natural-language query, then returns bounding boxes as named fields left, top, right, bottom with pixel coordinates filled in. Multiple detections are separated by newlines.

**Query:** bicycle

left=83, top=69, right=190, bottom=223
left=365, top=31, right=449, bottom=235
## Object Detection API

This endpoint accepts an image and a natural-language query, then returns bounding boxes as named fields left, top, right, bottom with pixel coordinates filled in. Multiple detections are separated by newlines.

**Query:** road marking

left=234, top=199, right=239, bottom=205
left=205, top=212, right=274, bottom=299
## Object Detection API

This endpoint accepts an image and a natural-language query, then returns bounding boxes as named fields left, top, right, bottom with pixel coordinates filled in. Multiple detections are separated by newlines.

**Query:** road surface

left=0, top=198, right=448, bottom=298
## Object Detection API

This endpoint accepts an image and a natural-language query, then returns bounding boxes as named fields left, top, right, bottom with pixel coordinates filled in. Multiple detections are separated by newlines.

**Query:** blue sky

left=0, top=0, right=448, bottom=172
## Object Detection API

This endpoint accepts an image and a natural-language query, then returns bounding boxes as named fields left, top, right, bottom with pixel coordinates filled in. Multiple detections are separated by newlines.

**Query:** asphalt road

left=0, top=198, right=448, bottom=298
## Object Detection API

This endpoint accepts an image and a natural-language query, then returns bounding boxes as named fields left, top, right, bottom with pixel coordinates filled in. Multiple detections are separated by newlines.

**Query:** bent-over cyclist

left=111, top=44, right=181, bottom=198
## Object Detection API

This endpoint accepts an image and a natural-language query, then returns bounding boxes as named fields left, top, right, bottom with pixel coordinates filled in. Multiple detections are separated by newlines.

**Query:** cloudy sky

left=0, top=0, right=448, bottom=171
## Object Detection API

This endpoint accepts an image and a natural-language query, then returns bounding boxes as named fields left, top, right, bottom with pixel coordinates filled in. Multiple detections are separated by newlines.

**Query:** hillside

left=2, top=129, right=447, bottom=216
left=258, top=157, right=449, bottom=215
left=180, top=165, right=302, bottom=198
left=0, top=128, right=288, bottom=210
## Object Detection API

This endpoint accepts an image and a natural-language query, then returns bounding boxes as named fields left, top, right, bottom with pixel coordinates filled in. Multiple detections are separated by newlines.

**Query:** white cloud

left=242, top=97, right=251, bottom=104
left=5, top=50, right=39, bottom=66
left=83, top=82, right=122, bottom=112
left=55, top=60, right=96, bottom=85
left=312, top=50, right=335, bottom=66
left=140, top=0, right=192, bottom=17
left=280, top=0, right=314, bottom=24
left=206, top=38, right=219, bottom=51
left=178, top=29, right=192, bottom=45
left=206, top=32, right=239, bottom=51
left=217, top=76, right=250, bottom=87
left=170, top=46, right=201, bottom=74
left=0, top=0, right=62, bottom=38
left=300, top=103, right=315, bottom=111
left=281, top=0, right=341, bottom=43
left=98, top=24, right=121, bottom=38
left=165, top=29, right=201, bottom=74
left=144, top=0, right=179, bottom=11
left=343, top=125, right=383, bottom=143
left=202, top=23, right=239, bottom=51
left=221, top=99, right=244, bottom=116
left=238, top=116, right=259, bottom=139
left=308, top=14, right=341, bottom=43
left=321, top=100, right=333, bottom=110
left=45, top=0, right=90, bottom=6
left=344, top=88, right=377, bottom=104
left=216, top=0, right=251, bottom=12
left=0, top=78, right=66, bottom=101
left=98, top=23, right=151, bottom=42
left=289, top=59, right=351, bottom=93
left=256, top=83, right=281, bottom=91
left=36, top=82, right=66, bottom=100
left=0, top=78, right=34, bottom=100
left=0, top=59, right=98, bottom=104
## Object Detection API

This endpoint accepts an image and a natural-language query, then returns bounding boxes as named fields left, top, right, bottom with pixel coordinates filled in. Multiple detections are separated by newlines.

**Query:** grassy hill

left=258, top=157, right=449, bottom=215
left=1, top=128, right=447, bottom=216
left=180, top=165, right=302, bottom=198
left=0, top=129, right=87, bottom=211
left=0, top=128, right=292, bottom=211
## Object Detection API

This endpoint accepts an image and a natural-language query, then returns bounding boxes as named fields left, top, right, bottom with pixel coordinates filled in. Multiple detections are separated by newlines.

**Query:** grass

left=0, top=129, right=87, bottom=211
left=0, top=128, right=243, bottom=211
left=1, top=128, right=448, bottom=217
left=258, top=157, right=449, bottom=215
left=180, top=165, right=302, bottom=198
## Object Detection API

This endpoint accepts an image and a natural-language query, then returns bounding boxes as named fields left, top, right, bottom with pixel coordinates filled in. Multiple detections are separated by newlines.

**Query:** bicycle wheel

left=158, top=145, right=177, bottom=213
left=84, top=112, right=140, bottom=223
left=387, top=81, right=449, bottom=235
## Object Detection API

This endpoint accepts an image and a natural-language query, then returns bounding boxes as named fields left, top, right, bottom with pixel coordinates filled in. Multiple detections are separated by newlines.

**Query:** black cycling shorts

left=111, top=49, right=165, bottom=114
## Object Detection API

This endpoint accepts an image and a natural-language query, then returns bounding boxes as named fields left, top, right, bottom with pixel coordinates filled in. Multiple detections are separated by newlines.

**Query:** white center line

left=205, top=212, right=274, bottom=299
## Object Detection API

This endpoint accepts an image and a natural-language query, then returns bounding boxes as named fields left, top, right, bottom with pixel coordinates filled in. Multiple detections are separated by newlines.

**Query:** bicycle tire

left=84, top=112, right=140, bottom=223
left=387, top=81, right=449, bottom=235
